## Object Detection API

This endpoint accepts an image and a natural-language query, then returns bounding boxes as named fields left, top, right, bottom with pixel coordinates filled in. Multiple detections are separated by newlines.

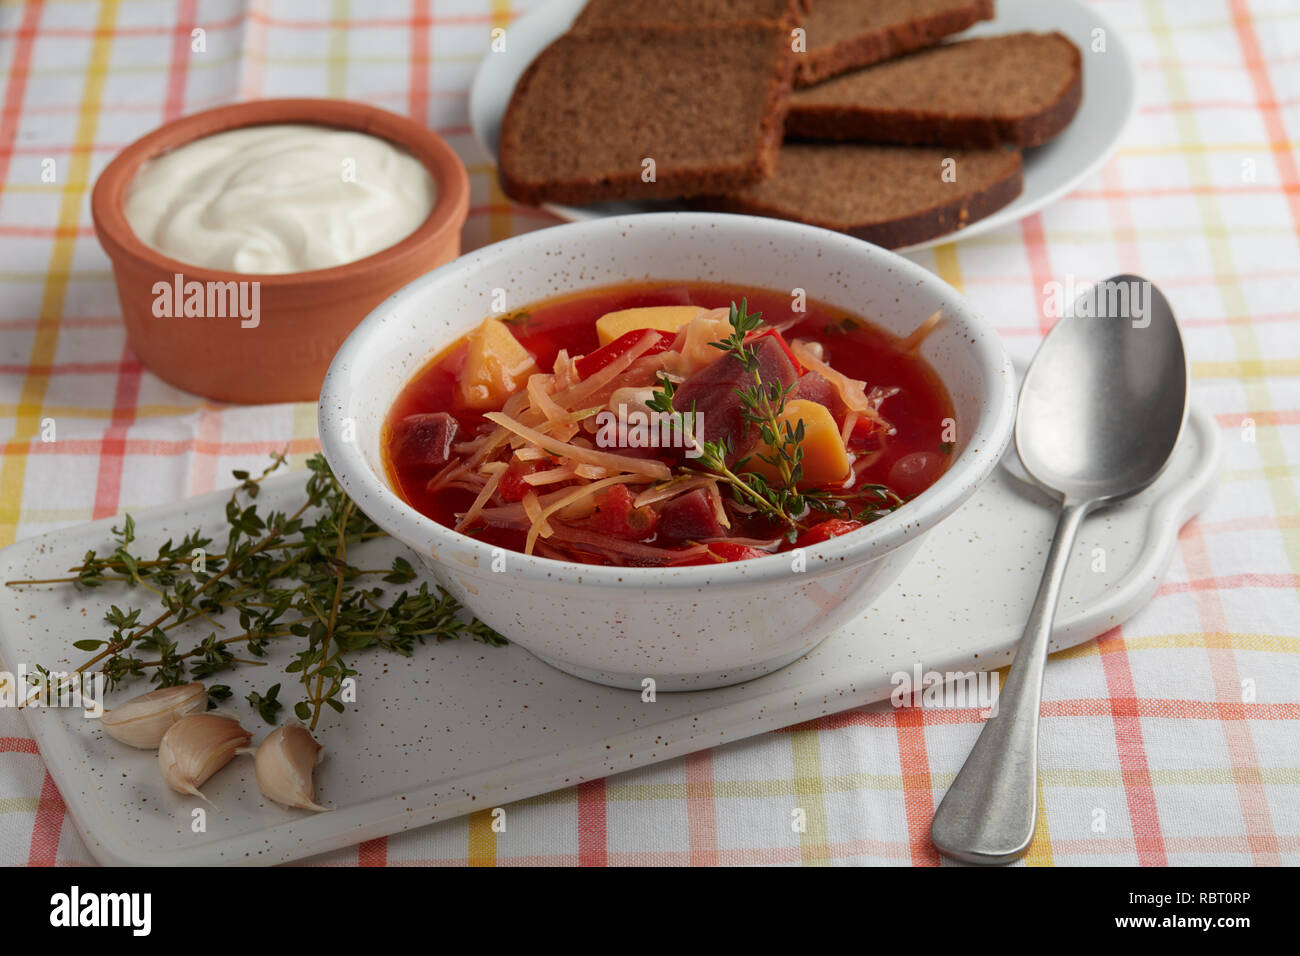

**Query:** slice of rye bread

left=696, top=144, right=1023, bottom=249
left=797, top=0, right=995, bottom=86
left=499, top=24, right=796, bottom=205
left=572, top=0, right=808, bottom=30
left=787, top=32, right=1082, bottom=147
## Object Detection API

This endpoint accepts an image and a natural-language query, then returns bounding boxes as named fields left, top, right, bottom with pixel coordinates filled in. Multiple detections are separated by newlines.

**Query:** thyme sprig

left=648, top=300, right=910, bottom=538
left=649, top=372, right=796, bottom=528
left=712, top=299, right=812, bottom=516
left=6, top=453, right=504, bottom=730
left=650, top=299, right=810, bottom=533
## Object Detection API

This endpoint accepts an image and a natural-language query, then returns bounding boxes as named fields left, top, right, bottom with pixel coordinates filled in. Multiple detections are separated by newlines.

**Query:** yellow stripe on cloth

left=932, top=242, right=964, bottom=292
left=0, top=0, right=119, bottom=546
left=467, top=808, right=497, bottom=866
left=790, top=727, right=831, bottom=865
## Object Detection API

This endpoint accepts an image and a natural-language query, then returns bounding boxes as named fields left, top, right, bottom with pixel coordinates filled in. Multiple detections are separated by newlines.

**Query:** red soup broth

left=383, top=281, right=956, bottom=558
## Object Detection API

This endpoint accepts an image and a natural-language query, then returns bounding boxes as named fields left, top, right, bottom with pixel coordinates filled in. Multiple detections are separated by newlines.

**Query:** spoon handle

left=930, top=499, right=1091, bottom=864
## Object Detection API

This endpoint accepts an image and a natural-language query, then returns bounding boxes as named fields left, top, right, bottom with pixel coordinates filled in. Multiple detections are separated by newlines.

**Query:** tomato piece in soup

left=588, top=484, right=659, bottom=540
left=794, top=518, right=865, bottom=549
left=574, top=329, right=670, bottom=379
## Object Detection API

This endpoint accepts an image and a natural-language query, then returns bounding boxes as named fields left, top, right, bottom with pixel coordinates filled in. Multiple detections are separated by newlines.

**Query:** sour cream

left=123, top=124, right=437, bottom=274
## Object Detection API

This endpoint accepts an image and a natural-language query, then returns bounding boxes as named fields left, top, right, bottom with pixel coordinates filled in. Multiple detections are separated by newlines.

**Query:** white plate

left=468, top=0, right=1136, bottom=252
left=0, top=402, right=1218, bottom=865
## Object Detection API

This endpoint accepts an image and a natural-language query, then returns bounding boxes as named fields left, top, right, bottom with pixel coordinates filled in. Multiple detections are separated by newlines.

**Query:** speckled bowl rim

left=319, top=212, right=1017, bottom=590
left=90, top=97, right=470, bottom=287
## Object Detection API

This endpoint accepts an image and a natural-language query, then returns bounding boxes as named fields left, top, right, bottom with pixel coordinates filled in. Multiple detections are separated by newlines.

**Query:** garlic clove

left=254, top=725, right=326, bottom=812
left=158, top=714, right=252, bottom=801
left=101, top=682, right=208, bottom=749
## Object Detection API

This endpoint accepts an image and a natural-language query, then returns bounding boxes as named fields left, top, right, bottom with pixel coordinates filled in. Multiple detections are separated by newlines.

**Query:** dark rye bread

left=788, top=32, right=1083, bottom=147
left=697, top=144, right=1023, bottom=248
left=499, top=24, right=796, bottom=205
left=797, top=0, right=995, bottom=86
left=572, top=0, right=808, bottom=29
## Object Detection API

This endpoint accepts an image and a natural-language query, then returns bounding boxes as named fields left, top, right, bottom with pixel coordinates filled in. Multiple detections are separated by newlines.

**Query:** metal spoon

left=930, top=274, right=1187, bottom=864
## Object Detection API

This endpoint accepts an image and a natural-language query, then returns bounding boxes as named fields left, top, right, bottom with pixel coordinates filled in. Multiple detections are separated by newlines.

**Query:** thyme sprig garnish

left=6, top=453, right=505, bottom=730
left=712, top=299, right=812, bottom=512
left=692, top=442, right=802, bottom=530
left=648, top=300, right=910, bottom=539
left=650, top=299, right=810, bottom=533
left=649, top=372, right=797, bottom=529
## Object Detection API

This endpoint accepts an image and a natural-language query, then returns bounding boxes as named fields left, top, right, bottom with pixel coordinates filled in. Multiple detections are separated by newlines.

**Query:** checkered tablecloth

left=0, top=0, right=1297, bottom=867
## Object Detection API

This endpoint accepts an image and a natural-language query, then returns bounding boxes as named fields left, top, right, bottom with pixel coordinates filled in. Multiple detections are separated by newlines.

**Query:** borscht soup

left=383, top=282, right=955, bottom=567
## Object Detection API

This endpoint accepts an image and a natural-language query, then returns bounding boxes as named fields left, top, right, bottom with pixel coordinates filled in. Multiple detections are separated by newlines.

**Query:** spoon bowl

left=1017, top=275, right=1187, bottom=502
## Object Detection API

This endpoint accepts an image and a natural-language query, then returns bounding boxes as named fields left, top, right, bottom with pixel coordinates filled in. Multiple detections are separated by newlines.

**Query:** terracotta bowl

left=91, top=98, right=469, bottom=404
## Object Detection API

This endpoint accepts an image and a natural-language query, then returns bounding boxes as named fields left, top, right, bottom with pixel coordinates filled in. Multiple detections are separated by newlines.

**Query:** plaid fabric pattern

left=0, top=0, right=1297, bottom=866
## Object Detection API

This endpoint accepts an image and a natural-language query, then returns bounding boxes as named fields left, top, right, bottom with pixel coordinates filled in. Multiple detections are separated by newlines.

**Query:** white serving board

left=0, top=405, right=1219, bottom=866
left=468, top=0, right=1137, bottom=253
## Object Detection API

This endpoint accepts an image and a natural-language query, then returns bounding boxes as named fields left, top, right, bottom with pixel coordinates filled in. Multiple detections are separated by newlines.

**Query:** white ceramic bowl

left=319, top=213, right=1015, bottom=690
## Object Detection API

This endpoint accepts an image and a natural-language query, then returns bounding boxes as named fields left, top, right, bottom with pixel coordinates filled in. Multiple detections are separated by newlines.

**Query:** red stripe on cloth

left=243, top=9, right=515, bottom=29
left=1214, top=410, right=1300, bottom=427
left=1199, top=514, right=1300, bottom=535
left=0, top=225, right=95, bottom=238
left=409, top=0, right=430, bottom=123
left=802, top=694, right=1300, bottom=734
left=0, top=0, right=43, bottom=207
left=27, top=770, right=66, bottom=866
left=0, top=737, right=39, bottom=754
left=0, top=317, right=121, bottom=332
left=1096, top=628, right=1168, bottom=865
left=192, top=405, right=232, bottom=495
left=1140, top=97, right=1300, bottom=113
left=0, top=361, right=130, bottom=375
left=91, top=3, right=192, bottom=523
left=0, top=13, right=242, bottom=39
left=358, top=838, right=387, bottom=866
left=576, top=778, right=607, bottom=866
left=0, top=140, right=127, bottom=154
left=1057, top=697, right=1300, bottom=721
left=964, top=268, right=1300, bottom=289
left=0, top=9, right=518, bottom=33
left=893, top=706, right=940, bottom=865
left=786, top=705, right=983, bottom=734
left=162, top=1, right=196, bottom=118
left=1019, top=214, right=1055, bottom=336
left=0, top=120, right=467, bottom=146
left=1142, top=51, right=1300, bottom=70
left=9, top=436, right=319, bottom=459
left=392, top=830, right=1300, bottom=866
left=1075, top=183, right=1300, bottom=200
left=684, top=750, right=719, bottom=866
left=1230, top=0, right=1300, bottom=243
left=16, top=92, right=466, bottom=117
left=1178, top=525, right=1283, bottom=864
left=89, top=1, right=196, bottom=522
left=90, top=351, right=144, bottom=520
left=238, top=0, right=268, bottom=99
left=1156, top=572, right=1300, bottom=596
